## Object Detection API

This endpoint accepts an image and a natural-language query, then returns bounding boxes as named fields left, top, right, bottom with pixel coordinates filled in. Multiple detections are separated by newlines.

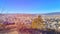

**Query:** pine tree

left=31, top=15, right=46, bottom=30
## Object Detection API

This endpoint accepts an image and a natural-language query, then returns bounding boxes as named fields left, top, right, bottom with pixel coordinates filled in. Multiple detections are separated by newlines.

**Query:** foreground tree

left=31, top=15, right=46, bottom=30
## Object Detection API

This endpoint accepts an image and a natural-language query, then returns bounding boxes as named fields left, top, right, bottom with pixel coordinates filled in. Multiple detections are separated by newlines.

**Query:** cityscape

left=0, top=14, right=60, bottom=34
left=0, top=0, right=60, bottom=34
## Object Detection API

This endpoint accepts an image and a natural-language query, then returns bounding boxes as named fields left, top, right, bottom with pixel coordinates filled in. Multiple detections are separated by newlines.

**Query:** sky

left=0, top=0, right=60, bottom=14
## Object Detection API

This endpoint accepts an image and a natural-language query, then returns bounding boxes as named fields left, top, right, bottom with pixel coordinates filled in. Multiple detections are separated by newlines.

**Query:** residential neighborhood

left=0, top=14, right=60, bottom=34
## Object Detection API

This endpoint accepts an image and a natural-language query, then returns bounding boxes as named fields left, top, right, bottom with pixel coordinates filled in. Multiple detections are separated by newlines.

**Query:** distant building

left=44, top=16, right=60, bottom=31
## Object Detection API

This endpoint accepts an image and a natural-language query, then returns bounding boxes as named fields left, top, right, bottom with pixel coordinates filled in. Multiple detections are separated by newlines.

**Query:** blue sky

left=0, top=0, right=60, bottom=14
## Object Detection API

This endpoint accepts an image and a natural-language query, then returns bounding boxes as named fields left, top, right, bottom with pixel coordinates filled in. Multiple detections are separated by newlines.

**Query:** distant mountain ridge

left=43, top=12, right=60, bottom=15
left=0, top=12, right=60, bottom=15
